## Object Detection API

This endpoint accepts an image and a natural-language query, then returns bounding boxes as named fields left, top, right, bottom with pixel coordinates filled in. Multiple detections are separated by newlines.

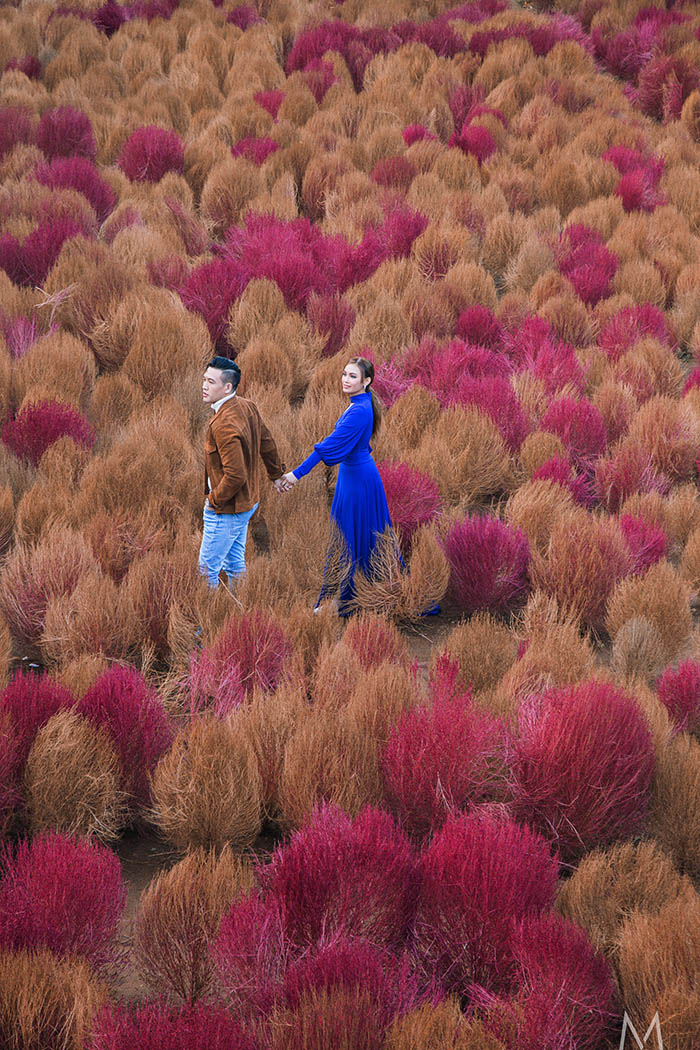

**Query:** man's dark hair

left=208, top=356, right=241, bottom=393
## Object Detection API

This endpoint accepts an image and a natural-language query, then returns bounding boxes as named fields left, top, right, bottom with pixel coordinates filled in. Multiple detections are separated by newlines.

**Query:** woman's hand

left=277, top=472, right=298, bottom=493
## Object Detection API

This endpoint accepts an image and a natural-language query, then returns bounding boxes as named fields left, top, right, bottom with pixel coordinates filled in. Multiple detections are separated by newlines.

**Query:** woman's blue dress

left=292, top=391, right=392, bottom=613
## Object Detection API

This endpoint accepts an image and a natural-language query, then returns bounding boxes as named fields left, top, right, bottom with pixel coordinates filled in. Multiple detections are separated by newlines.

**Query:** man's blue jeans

left=198, top=503, right=258, bottom=588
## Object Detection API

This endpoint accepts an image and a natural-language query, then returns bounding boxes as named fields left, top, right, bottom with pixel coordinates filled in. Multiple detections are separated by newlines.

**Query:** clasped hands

left=274, top=472, right=298, bottom=494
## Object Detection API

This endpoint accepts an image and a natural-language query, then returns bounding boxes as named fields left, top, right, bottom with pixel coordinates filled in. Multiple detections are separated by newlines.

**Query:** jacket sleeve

left=207, top=418, right=247, bottom=510
left=259, top=415, right=285, bottom=480
left=293, top=406, right=363, bottom=478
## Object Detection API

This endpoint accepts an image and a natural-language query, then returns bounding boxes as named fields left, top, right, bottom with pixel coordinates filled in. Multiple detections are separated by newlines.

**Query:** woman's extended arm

left=291, top=405, right=364, bottom=480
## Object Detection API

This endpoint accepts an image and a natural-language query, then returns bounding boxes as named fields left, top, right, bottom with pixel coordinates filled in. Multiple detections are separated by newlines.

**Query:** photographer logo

left=620, top=1013, right=663, bottom=1050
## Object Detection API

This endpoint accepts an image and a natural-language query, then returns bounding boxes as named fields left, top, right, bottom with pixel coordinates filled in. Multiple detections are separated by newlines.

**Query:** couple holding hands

left=200, top=353, right=391, bottom=615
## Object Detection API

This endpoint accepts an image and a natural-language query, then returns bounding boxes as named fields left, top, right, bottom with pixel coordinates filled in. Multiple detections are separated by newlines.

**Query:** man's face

left=202, top=368, right=232, bottom=405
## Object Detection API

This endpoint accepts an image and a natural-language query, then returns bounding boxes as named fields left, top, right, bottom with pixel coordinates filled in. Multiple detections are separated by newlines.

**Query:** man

left=199, top=356, right=285, bottom=588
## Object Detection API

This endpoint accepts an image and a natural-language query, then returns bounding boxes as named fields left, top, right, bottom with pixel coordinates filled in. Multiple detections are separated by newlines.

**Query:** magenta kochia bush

left=259, top=804, right=418, bottom=952
left=456, top=304, right=503, bottom=349
left=1, top=398, right=95, bottom=465
left=207, top=609, right=293, bottom=696
left=283, top=936, right=424, bottom=1034
left=35, top=157, right=117, bottom=223
left=598, top=303, right=674, bottom=362
left=603, top=146, right=665, bottom=213
left=618, top=513, right=667, bottom=574
left=0, top=106, right=35, bottom=158
left=557, top=225, right=618, bottom=306
left=382, top=656, right=504, bottom=838
left=0, top=672, right=75, bottom=773
left=77, top=665, right=173, bottom=811
left=636, top=54, right=700, bottom=121
left=88, top=1001, right=258, bottom=1050
left=306, top=292, right=355, bottom=358
left=413, top=809, right=558, bottom=995
left=540, top=396, right=607, bottom=470
left=511, top=681, right=655, bottom=865
left=377, top=460, right=442, bottom=554
left=657, top=660, right=700, bottom=735
left=36, top=105, right=97, bottom=161
left=118, top=126, right=185, bottom=183
left=303, top=58, right=338, bottom=104
left=0, top=218, right=86, bottom=287
left=531, top=456, right=593, bottom=507
left=254, top=90, right=285, bottom=118
left=227, top=4, right=263, bottom=29
left=595, top=442, right=670, bottom=512
left=0, top=831, right=126, bottom=978
left=213, top=893, right=288, bottom=1019
left=449, top=123, right=497, bottom=164
left=231, top=137, right=279, bottom=165
left=180, top=258, right=248, bottom=352
left=480, top=914, right=618, bottom=1050
left=442, top=514, right=530, bottom=616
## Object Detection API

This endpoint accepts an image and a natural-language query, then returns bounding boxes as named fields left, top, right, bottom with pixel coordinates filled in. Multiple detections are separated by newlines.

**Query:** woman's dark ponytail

left=349, top=356, right=383, bottom=437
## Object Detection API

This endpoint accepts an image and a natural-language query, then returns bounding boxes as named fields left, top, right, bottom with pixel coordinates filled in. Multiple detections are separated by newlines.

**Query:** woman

left=281, top=357, right=393, bottom=615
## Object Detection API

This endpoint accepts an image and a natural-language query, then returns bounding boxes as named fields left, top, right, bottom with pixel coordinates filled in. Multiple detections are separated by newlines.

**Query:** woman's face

left=342, top=362, right=367, bottom=396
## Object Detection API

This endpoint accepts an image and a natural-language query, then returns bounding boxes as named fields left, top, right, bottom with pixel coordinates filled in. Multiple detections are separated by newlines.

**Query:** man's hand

left=278, top=472, right=298, bottom=493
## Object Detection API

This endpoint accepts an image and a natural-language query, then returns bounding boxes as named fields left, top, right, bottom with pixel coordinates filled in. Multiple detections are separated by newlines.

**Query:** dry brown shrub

left=412, top=223, right=476, bottom=280
left=58, top=653, right=110, bottom=698
left=617, top=895, right=700, bottom=1042
left=530, top=509, right=632, bottom=631
left=42, top=238, right=137, bottom=343
left=151, top=715, right=262, bottom=852
left=301, top=152, right=348, bottom=222
left=346, top=293, right=412, bottom=363
left=614, top=339, right=684, bottom=401
left=44, top=23, right=106, bottom=90
left=24, top=710, right=125, bottom=841
left=14, top=330, right=96, bottom=411
left=606, top=561, right=692, bottom=661
left=539, top=155, right=590, bottom=216
left=385, top=998, right=505, bottom=1049
left=619, top=490, right=668, bottom=535
left=200, top=156, right=262, bottom=236
left=0, top=483, right=13, bottom=559
left=442, top=260, right=498, bottom=312
left=566, top=195, right=625, bottom=240
left=505, top=478, right=575, bottom=557
left=592, top=379, right=636, bottom=444
left=312, top=641, right=361, bottom=710
left=278, top=662, right=417, bottom=830
left=0, top=615, right=11, bottom=689
left=40, top=570, right=136, bottom=669
left=627, top=396, right=699, bottom=483
left=134, top=845, right=253, bottom=1004
left=385, top=384, right=441, bottom=451
left=503, top=236, right=555, bottom=295
left=414, top=406, right=512, bottom=507
left=613, top=259, right=667, bottom=308
left=481, top=211, right=530, bottom=278
left=435, top=612, right=518, bottom=695
left=680, top=527, right=700, bottom=593
left=665, top=164, right=700, bottom=233
left=88, top=372, right=146, bottom=438
left=432, top=147, right=481, bottom=193
left=610, top=618, right=668, bottom=684
left=236, top=684, right=308, bottom=821
left=14, top=474, right=74, bottom=546
left=557, top=840, right=695, bottom=959
left=226, top=278, right=287, bottom=354
left=183, top=132, right=231, bottom=198
left=540, top=294, right=594, bottom=348
left=120, top=300, right=211, bottom=400
left=285, top=604, right=342, bottom=682
left=403, top=279, right=457, bottom=341
left=0, top=947, right=105, bottom=1050
left=350, top=526, right=449, bottom=623
left=76, top=404, right=200, bottom=522
left=517, top=431, right=567, bottom=478
left=665, top=485, right=700, bottom=551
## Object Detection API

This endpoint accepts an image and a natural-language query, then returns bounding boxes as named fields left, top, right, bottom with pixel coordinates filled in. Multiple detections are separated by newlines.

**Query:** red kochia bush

left=456, top=305, right=503, bottom=349
left=595, top=442, right=670, bottom=511
left=511, top=681, right=655, bottom=865
left=414, top=809, right=558, bottom=995
left=0, top=831, right=126, bottom=978
left=532, top=455, right=593, bottom=507
left=540, top=396, right=607, bottom=469
left=227, top=4, right=263, bottom=29
left=254, top=89, right=284, bottom=118
left=208, top=609, right=293, bottom=696
left=36, top=106, right=97, bottom=161
left=118, top=126, right=185, bottom=183
left=0, top=106, right=35, bottom=158
left=0, top=218, right=86, bottom=287
left=306, top=292, right=355, bottom=357
left=657, top=659, right=700, bottom=734
left=442, top=514, right=530, bottom=616
left=5, top=54, right=42, bottom=78
left=303, top=58, right=338, bottom=104
left=259, top=804, right=418, bottom=951
left=1, top=399, right=95, bottom=465
left=557, top=225, right=618, bottom=306
left=377, top=461, right=442, bottom=553
left=35, top=157, right=117, bottom=223
left=88, top=1001, right=258, bottom=1050
left=382, top=656, right=504, bottom=838
left=180, top=258, right=247, bottom=352
left=480, top=914, right=618, bottom=1050
left=77, top=665, right=173, bottom=811
left=231, top=137, right=279, bottom=166
left=449, top=123, right=497, bottom=164
left=213, top=892, right=289, bottom=1019
left=343, top=612, right=410, bottom=670
left=598, top=303, right=674, bottom=362
left=619, top=513, right=667, bottom=574
left=0, top=672, right=75, bottom=773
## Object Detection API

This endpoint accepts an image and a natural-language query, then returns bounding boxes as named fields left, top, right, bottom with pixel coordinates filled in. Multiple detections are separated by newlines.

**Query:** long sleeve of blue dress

left=292, top=403, right=365, bottom=479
